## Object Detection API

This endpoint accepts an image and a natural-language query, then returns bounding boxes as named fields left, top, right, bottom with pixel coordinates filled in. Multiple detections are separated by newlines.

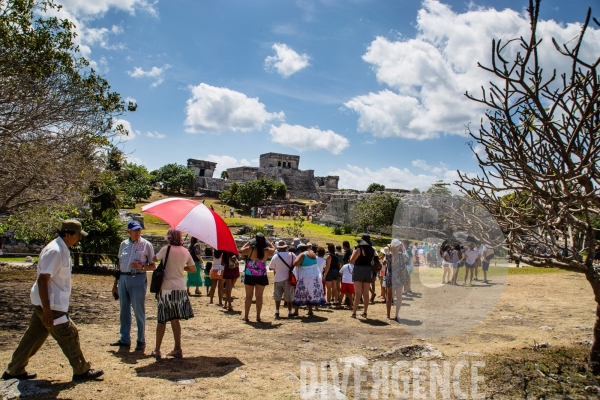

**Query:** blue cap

left=127, top=220, right=142, bottom=231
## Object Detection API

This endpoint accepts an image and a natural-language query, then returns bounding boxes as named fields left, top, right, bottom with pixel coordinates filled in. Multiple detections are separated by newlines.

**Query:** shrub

left=332, top=226, right=343, bottom=235
left=342, top=224, right=353, bottom=234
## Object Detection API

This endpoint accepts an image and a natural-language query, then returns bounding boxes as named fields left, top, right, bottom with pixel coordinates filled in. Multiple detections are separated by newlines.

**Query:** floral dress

left=292, top=252, right=327, bottom=307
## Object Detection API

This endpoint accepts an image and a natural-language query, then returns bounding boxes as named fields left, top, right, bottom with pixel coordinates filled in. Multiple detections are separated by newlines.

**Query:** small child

left=204, top=261, right=212, bottom=296
left=336, top=263, right=355, bottom=309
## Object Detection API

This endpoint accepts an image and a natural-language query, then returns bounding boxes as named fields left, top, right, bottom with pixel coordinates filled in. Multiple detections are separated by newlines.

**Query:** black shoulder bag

left=150, top=246, right=171, bottom=294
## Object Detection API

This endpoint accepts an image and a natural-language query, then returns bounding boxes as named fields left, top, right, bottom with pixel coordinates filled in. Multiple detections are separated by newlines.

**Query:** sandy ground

left=0, top=265, right=597, bottom=399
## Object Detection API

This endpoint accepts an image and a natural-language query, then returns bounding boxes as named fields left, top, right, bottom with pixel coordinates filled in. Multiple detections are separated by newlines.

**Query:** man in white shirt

left=269, top=241, right=296, bottom=318
left=3, top=220, right=103, bottom=382
left=463, top=243, right=480, bottom=286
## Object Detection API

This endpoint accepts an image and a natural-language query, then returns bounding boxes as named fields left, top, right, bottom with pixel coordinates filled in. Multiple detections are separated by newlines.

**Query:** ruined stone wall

left=259, top=153, right=300, bottom=170
left=227, top=167, right=259, bottom=182
left=187, top=159, right=217, bottom=178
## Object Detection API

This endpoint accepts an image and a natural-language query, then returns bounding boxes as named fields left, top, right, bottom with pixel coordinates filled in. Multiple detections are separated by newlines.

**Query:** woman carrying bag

left=151, top=229, right=196, bottom=359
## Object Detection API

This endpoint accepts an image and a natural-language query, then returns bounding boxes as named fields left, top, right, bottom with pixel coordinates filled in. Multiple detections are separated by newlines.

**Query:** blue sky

left=51, top=0, right=599, bottom=190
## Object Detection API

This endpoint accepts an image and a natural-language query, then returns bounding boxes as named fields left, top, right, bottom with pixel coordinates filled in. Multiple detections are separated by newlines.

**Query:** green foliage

left=251, top=225, right=266, bottom=235
left=284, top=215, right=305, bottom=238
left=220, top=170, right=229, bottom=179
left=272, top=182, right=287, bottom=199
left=6, top=204, right=79, bottom=244
left=353, top=193, right=403, bottom=232
left=234, top=180, right=266, bottom=206
left=77, top=210, right=124, bottom=268
left=410, top=188, right=421, bottom=194
left=154, top=164, right=195, bottom=193
left=426, top=180, right=452, bottom=196
left=332, top=226, right=343, bottom=235
left=0, top=0, right=136, bottom=215
left=366, top=183, right=385, bottom=193
left=342, top=224, right=353, bottom=234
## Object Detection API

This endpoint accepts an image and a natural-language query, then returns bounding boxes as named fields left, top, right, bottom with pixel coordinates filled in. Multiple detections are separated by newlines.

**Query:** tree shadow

left=26, top=377, right=104, bottom=399
left=135, top=356, right=243, bottom=380
left=397, top=318, right=423, bottom=326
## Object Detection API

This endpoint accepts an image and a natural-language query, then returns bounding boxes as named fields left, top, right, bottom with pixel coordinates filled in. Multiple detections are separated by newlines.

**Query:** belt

left=120, top=270, right=142, bottom=275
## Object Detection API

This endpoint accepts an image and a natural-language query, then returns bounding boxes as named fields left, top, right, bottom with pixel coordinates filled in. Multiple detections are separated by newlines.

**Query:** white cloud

left=269, top=124, right=349, bottom=154
left=184, top=83, right=285, bottom=134
left=412, top=159, right=444, bottom=175
left=145, top=131, right=166, bottom=139
left=56, top=0, right=158, bottom=18
left=345, top=0, right=600, bottom=140
left=202, top=154, right=259, bottom=177
left=264, top=43, right=310, bottom=78
left=329, top=164, right=441, bottom=191
left=127, top=65, right=171, bottom=87
left=125, top=97, right=137, bottom=104
left=114, top=119, right=140, bottom=141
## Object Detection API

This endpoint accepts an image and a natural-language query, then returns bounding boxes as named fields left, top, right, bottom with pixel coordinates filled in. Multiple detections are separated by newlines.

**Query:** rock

left=176, top=379, right=196, bottom=385
left=584, top=385, right=600, bottom=393
left=302, top=338, right=310, bottom=342
left=366, top=347, right=378, bottom=351
left=286, top=372, right=300, bottom=381
left=539, top=326, right=553, bottom=331
left=374, top=343, right=442, bottom=360
left=240, top=374, right=247, bottom=380
left=25, top=256, right=33, bottom=262
left=578, top=340, right=593, bottom=346
left=533, top=342, right=550, bottom=349
left=0, top=378, right=51, bottom=399
left=146, top=315, right=156, bottom=320
left=574, top=325, right=592, bottom=330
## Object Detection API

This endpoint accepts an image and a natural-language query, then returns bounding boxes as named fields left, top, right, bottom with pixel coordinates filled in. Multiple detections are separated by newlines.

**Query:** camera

left=113, top=292, right=119, bottom=301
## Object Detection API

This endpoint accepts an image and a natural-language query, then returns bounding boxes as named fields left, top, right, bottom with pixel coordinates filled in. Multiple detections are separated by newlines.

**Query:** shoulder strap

left=161, top=246, right=171, bottom=270
left=279, top=252, right=295, bottom=271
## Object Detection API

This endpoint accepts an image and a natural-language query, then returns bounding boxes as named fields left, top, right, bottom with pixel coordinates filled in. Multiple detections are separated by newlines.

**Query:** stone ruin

left=188, top=152, right=339, bottom=201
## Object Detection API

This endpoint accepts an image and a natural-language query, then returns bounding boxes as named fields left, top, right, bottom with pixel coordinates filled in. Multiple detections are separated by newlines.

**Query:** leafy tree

left=456, top=0, right=600, bottom=371
left=426, top=181, right=452, bottom=196
left=0, top=0, right=136, bottom=215
left=120, top=163, right=152, bottom=202
left=220, top=170, right=229, bottom=179
left=6, top=203, right=79, bottom=244
left=154, top=164, right=195, bottom=194
left=234, top=180, right=266, bottom=207
left=366, top=183, right=385, bottom=193
left=352, top=193, right=402, bottom=232
left=273, top=182, right=287, bottom=199
left=284, top=215, right=305, bottom=238
left=410, top=188, right=421, bottom=194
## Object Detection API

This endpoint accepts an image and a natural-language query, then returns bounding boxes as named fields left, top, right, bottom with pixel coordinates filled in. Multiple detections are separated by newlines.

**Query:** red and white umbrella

left=141, top=198, right=238, bottom=255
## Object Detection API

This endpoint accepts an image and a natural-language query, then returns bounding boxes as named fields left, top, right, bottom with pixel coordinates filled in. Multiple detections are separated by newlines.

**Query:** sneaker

left=134, top=342, right=146, bottom=351
left=274, top=311, right=280, bottom=318
left=2, top=371, right=37, bottom=380
left=72, top=369, right=104, bottom=382
left=109, top=340, right=130, bottom=347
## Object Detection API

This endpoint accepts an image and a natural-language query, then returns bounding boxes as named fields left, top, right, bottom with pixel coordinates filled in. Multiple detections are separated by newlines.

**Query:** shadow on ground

left=135, top=356, right=243, bottom=380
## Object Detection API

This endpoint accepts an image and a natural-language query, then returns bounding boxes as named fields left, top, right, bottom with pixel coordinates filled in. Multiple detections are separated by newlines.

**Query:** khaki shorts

left=273, top=280, right=295, bottom=302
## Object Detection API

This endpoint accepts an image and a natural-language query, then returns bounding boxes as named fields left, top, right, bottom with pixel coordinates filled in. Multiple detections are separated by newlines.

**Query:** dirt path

left=0, top=265, right=597, bottom=399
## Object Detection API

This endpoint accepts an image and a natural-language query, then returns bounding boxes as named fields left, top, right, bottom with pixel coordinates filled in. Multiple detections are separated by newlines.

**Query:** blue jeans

left=118, top=274, right=147, bottom=345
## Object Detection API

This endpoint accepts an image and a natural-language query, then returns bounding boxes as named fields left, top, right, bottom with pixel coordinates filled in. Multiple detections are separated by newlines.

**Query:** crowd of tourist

left=2, top=217, right=497, bottom=382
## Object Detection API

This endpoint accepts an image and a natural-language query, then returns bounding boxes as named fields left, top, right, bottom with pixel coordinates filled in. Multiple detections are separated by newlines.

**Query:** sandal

left=361, top=313, right=368, bottom=319
left=307, top=311, right=313, bottom=316
left=242, top=317, right=249, bottom=322
left=150, top=350, right=161, bottom=359
left=228, top=307, right=234, bottom=312
left=167, top=349, right=183, bottom=358
left=256, top=317, right=261, bottom=322
left=351, top=314, right=357, bottom=318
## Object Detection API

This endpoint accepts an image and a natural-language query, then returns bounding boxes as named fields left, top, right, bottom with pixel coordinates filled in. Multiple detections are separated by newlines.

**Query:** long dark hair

left=254, top=234, right=267, bottom=259
left=214, top=250, right=224, bottom=263
left=188, top=237, right=198, bottom=251
left=221, top=251, right=231, bottom=266
left=327, top=243, right=336, bottom=255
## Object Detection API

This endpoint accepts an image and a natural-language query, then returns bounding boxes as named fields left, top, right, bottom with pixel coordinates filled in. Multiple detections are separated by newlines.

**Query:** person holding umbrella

left=240, top=233, right=275, bottom=322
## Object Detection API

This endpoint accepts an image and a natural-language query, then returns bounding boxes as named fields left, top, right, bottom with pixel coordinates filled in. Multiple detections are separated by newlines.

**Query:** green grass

left=507, top=266, right=569, bottom=275
left=0, top=255, right=38, bottom=262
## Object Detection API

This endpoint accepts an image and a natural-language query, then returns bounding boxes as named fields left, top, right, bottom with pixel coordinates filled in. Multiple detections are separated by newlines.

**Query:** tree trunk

left=585, top=270, right=600, bottom=374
